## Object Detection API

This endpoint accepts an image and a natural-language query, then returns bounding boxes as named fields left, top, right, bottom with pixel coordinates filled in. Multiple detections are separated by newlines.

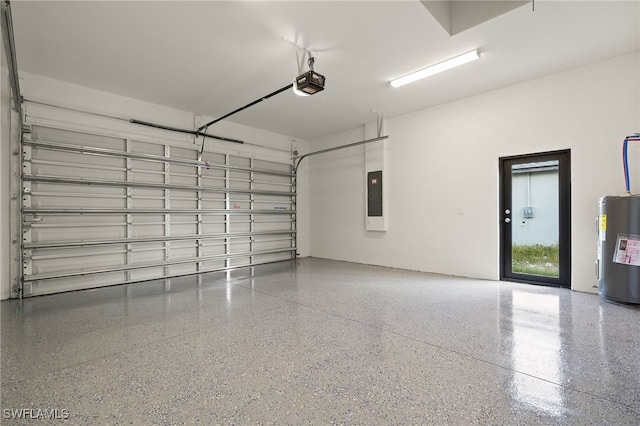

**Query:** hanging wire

left=199, top=125, right=209, bottom=155
left=284, top=37, right=313, bottom=75
left=371, top=109, right=384, bottom=138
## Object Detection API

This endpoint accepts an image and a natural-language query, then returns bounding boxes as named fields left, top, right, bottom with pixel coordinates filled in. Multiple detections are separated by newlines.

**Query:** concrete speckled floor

left=1, top=258, right=639, bottom=424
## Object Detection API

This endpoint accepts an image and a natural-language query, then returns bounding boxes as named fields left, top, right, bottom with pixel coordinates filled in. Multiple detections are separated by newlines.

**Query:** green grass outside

left=512, top=244, right=559, bottom=278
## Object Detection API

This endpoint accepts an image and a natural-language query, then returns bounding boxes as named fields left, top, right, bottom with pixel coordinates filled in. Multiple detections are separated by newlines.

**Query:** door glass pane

left=511, top=160, right=559, bottom=278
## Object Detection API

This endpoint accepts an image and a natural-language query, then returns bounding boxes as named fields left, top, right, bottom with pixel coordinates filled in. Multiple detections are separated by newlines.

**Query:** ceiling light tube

left=390, top=49, right=480, bottom=88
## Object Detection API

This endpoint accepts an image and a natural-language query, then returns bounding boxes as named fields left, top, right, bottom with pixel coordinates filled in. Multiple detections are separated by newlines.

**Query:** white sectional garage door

left=19, top=123, right=296, bottom=297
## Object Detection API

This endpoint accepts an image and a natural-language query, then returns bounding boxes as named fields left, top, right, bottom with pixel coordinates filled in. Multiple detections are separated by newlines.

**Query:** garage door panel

left=229, top=220, right=251, bottom=233
left=131, top=170, right=165, bottom=184
left=131, top=140, right=165, bottom=155
left=32, top=252, right=127, bottom=275
left=32, top=224, right=127, bottom=243
left=170, top=146, right=198, bottom=160
left=35, top=214, right=125, bottom=228
left=254, top=251, right=294, bottom=264
left=230, top=240, right=251, bottom=253
left=131, top=158, right=164, bottom=172
left=253, top=239, right=292, bottom=252
left=32, top=126, right=126, bottom=151
left=202, top=221, right=226, bottom=234
left=201, top=243, right=226, bottom=257
left=32, top=188, right=126, bottom=210
left=28, top=272, right=128, bottom=296
left=31, top=162, right=126, bottom=181
left=32, top=149, right=125, bottom=172
left=229, top=200, right=250, bottom=210
left=171, top=163, right=197, bottom=175
left=167, top=263, right=198, bottom=276
left=253, top=159, right=292, bottom=173
left=32, top=182, right=127, bottom=200
left=200, top=259, right=227, bottom=271
left=170, top=246, right=198, bottom=260
left=253, top=217, right=293, bottom=232
left=170, top=190, right=198, bottom=209
left=229, top=156, right=250, bottom=167
left=130, top=246, right=165, bottom=264
left=169, top=174, right=198, bottom=187
left=20, top=124, right=296, bottom=296
left=130, top=196, right=165, bottom=209
left=170, top=223, right=198, bottom=236
left=129, top=267, right=166, bottom=282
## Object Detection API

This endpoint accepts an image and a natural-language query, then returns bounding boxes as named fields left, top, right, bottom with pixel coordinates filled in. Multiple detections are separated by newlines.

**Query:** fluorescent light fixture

left=390, top=49, right=480, bottom=88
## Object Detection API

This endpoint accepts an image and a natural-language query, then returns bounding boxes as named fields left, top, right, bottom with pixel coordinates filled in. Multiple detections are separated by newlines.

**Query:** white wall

left=309, top=52, right=640, bottom=293
left=0, top=72, right=310, bottom=299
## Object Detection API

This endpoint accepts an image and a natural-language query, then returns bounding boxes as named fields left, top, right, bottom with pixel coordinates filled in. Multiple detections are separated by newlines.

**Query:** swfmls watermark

left=2, top=408, right=70, bottom=420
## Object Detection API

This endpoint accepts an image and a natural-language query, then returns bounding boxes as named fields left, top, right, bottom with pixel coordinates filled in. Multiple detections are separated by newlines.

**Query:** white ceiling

left=10, top=1, right=640, bottom=141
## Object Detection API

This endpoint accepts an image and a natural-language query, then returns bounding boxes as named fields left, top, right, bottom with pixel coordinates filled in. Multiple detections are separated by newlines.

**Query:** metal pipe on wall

left=293, top=135, right=389, bottom=172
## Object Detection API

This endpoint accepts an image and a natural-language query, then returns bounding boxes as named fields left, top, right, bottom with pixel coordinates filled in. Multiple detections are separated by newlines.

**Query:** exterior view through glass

left=510, top=161, right=560, bottom=278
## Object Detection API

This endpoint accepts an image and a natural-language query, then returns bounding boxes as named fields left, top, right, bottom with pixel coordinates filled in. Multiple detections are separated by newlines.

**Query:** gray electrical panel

left=367, top=170, right=382, bottom=217
left=597, top=195, right=640, bottom=304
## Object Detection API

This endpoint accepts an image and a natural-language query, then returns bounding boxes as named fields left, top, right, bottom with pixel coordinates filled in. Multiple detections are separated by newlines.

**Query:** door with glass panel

left=500, top=150, right=571, bottom=287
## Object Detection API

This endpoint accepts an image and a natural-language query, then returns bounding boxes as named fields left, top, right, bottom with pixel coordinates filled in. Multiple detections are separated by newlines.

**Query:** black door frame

left=499, top=150, right=571, bottom=288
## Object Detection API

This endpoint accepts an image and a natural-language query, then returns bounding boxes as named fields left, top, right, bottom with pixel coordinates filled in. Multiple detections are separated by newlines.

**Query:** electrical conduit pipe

left=623, top=133, right=640, bottom=194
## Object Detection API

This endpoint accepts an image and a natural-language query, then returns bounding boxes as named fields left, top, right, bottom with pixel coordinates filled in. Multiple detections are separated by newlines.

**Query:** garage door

left=19, top=123, right=296, bottom=297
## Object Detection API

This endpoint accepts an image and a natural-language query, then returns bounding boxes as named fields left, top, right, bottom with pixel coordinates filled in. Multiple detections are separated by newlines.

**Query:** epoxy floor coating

left=1, top=258, right=639, bottom=424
